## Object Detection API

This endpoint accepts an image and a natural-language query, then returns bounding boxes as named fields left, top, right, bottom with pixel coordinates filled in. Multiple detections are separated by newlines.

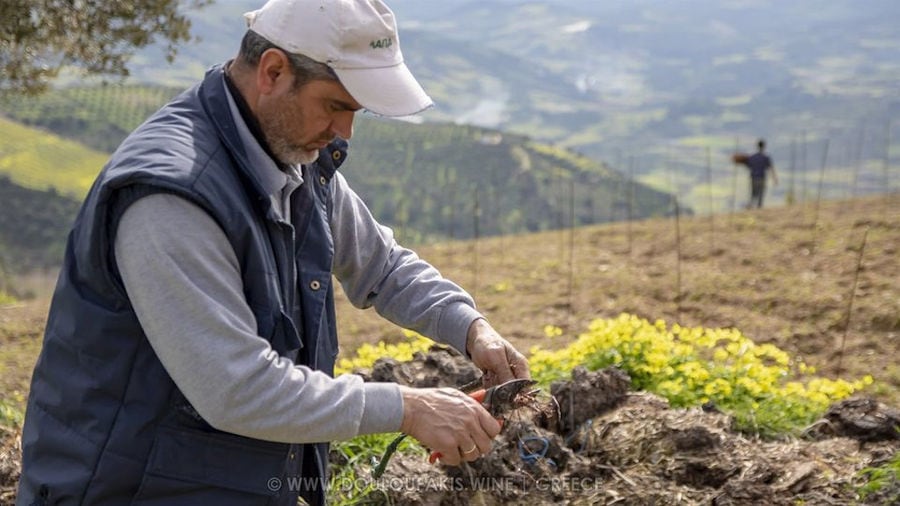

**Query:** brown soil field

left=1, top=194, right=898, bottom=504
left=337, top=195, right=899, bottom=406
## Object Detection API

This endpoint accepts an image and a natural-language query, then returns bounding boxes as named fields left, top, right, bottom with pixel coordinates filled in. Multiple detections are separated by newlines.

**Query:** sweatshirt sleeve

left=329, top=172, right=483, bottom=354
left=114, top=193, right=403, bottom=443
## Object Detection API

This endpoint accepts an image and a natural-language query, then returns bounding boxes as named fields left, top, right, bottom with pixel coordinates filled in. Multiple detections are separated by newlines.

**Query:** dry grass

left=1, top=195, right=898, bottom=411
left=336, top=194, right=900, bottom=405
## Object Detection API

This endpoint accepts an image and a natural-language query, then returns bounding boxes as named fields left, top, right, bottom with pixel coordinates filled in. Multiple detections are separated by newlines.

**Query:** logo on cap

left=369, top=37, right=393, bottom=49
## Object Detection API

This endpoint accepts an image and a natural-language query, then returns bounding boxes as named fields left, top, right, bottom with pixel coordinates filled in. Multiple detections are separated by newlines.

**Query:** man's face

left=256, top=76, right=361, bottom=166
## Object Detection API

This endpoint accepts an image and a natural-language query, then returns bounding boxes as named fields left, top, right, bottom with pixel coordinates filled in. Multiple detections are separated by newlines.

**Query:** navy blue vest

left=17, top=65, right=344, bottom=506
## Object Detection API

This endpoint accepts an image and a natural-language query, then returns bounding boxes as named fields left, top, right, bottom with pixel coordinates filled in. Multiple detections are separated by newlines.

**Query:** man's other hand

left=465, top=318, right=531, bottom=387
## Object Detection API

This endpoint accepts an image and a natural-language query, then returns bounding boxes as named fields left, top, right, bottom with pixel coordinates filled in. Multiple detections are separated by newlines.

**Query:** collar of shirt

left=222, top=68, right=303, bottom=222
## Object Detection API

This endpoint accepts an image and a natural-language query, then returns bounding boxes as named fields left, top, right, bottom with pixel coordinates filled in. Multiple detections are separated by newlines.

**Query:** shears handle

left=427, top=388, right=496, bottom=464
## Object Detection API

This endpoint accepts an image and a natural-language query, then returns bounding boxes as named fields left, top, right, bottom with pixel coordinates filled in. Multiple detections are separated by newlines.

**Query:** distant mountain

left=120, top=0, right=899, bottom=211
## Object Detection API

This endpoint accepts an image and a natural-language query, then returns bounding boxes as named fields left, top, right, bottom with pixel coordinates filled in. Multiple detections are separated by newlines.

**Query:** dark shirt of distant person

left=739, top=139, right=778, bottom=208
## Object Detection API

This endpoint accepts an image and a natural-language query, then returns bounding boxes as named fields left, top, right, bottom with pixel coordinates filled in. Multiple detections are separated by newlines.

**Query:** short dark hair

left=237, top=30, right=338, bottom=89
left=757, top=139, right=766, bottom=150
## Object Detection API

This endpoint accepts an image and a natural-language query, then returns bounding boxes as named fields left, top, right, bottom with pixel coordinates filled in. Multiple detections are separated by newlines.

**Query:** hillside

left=0, top=85, right=185, bottom=153
left=0, top=178, right=80, bottom=272
left=0, top=117, right=105, bottom=199
left=0, top=84, right=674, bottom=247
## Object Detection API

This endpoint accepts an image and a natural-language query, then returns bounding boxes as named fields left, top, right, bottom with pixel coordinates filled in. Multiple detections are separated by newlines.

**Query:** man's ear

left=256, top=48, right=292, bottom=95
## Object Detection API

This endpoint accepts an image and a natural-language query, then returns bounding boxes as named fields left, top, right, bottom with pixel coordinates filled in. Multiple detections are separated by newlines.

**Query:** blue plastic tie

left=518, top=436, right=556, bottom=469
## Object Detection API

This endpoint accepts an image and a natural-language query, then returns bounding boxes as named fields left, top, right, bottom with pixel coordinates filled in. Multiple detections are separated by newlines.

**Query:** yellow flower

left=543, top=325, right=564, bottom=338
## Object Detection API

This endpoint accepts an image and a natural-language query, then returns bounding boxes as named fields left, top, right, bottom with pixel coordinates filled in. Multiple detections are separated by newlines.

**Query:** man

left=739, top=139, right=778, bottom=208
left=16, top=0, right=530, bottom=504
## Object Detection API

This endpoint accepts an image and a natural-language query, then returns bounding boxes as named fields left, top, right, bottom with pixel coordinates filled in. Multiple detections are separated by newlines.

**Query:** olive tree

left=0, top=0, right=210, bottom=96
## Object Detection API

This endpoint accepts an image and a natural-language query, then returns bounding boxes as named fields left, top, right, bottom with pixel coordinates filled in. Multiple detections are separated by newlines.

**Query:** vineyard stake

left=884, top=120, right=894, bottom=221
left=706, top=146, right=715, bottom=255
left=674, top=196, right=683, bottom=322
left=836, top=226, right=869, bottom=373
left=472, top=186, right=480, bottom=300
left=447, top=167, right=455, bottom=240
left=811, top=138, right=830, bottom=257
left=568, top=179, right=576, bottom=326
left=730, top=136, right=739, bottom=226
left=852, top=122, right=866, bottom=200
left=788, top=137, right=797, bottom=205
left=627, top=156, right=635, bottom=257
left=801, top=131, right=808, bottom=205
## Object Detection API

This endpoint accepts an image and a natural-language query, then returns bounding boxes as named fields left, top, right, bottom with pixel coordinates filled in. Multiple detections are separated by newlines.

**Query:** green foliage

left=328, top=433, right=426, bottom=505
left=530, top=313, right=873, bottom=437
left=856, top=452, right=900, bottom=504
left=0, top=176, right=81, bottom=271
left=0, top=391, right=25, bottom=428
left=0, top=0, right=210, bottom=96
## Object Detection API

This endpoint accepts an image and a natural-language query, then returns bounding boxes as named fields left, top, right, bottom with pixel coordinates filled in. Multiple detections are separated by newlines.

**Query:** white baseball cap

left=243, top=0, right=433, bottom=117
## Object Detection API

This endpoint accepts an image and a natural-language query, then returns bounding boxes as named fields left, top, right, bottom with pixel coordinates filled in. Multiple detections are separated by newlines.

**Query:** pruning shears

left=428, top=378, right=536, bottom=463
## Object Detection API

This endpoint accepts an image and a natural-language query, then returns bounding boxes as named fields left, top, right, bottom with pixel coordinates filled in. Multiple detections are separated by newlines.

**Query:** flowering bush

left=335, top=314, right=873, bottom=437
left=530, top=313, right=873, bottom=436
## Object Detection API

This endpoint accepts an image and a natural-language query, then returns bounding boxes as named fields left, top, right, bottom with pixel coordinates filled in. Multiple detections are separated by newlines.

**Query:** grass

left=0, top=278, right=52, bottom=429
left=0, top=117, right=105, bottom=198
left=856, top=452, right=900, bottom=504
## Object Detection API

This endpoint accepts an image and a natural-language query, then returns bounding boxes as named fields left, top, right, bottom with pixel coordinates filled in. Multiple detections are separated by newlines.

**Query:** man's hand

left=399, top=385, right=500, bottom=466
left=466, top=318, right=531, bottom=387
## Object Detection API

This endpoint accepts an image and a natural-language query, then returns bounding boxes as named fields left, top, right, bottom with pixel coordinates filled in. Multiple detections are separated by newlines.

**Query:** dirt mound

left=359, top=346, right=483, bottom=389
left=809, top=397, right=900, bottom=442
left=363, top=347, right=900, bottom=505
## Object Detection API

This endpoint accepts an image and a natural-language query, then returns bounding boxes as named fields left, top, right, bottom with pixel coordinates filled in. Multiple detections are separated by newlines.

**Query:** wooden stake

left=706, top=146, right=715, bottom=255
left=568, top=179, right=576, bottom=326
left=730, top=136, right=739, bottom=224
left=836, top=227, right=869, bottom=373
left=801, top=131, right=808, bottom=204
left=852, top=122, right=866, bottom=199
left=472, top=186, right=480, bottom=299
left=788, top=138, right=797, bottom=206
left=674, top=196, right=683, bottom=322
left=885, top=120, right=894, bottom=220
left=627, top=156, right=635, bottom=257
left=811, top=138, right=830, bottom=256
